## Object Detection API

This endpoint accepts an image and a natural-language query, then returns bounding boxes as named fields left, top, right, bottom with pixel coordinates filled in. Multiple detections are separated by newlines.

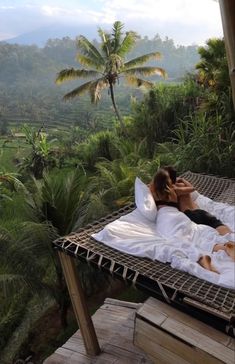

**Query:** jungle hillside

left=0, top=21, right=234, bottom=364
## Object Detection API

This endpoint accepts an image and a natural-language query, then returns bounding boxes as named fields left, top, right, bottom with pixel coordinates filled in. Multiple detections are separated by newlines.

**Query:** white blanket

left=92, top=194, right=235, bottom=289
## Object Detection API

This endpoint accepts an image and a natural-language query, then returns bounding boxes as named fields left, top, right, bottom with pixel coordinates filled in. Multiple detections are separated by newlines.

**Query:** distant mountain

left=5, top=24, right=98, bottom=47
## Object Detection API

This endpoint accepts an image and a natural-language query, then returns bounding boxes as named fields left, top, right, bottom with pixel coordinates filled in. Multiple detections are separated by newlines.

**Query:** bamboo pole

left=58, top=251, right=101, bottom=356
left=219, top=0, right=235, bottom=110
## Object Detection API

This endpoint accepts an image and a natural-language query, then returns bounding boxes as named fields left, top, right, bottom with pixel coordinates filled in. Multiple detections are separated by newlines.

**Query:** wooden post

left=58, top=251, right=101, bottom=356
left=219, top=0, right=235, bottom=110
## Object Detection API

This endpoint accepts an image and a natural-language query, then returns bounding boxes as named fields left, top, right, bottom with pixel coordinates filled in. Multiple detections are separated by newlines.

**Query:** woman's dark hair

left=153, top=168, right=170, bottom=200
left=163, top=165, right=177, bottom=184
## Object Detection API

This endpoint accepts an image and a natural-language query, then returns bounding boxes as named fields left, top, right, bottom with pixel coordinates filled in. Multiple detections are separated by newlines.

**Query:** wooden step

left=134, top=297, right=235, bottom=364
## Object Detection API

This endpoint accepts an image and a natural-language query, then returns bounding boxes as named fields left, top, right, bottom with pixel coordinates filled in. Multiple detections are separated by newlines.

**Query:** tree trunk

left=219, top=0, right=235, bottom=110
left=109, top=82, right=126, bottom=132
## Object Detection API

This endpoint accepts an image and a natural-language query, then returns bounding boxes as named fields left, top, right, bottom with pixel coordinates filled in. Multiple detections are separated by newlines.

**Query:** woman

left=150, top=168, right=235, bottom=272
left=162, top=166, right=232, bottom=236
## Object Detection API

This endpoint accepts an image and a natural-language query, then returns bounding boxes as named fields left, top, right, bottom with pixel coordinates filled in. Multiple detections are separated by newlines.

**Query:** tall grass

left=159, top=112, right=235, bottom=177
left=126, top=80, right=201, bottom=156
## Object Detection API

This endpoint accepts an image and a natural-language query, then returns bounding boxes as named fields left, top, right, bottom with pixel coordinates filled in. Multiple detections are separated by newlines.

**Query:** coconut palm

left=56, top=21, right=166, bottom=130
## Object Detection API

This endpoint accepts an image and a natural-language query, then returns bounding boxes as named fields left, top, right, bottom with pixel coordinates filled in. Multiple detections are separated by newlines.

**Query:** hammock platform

left=53, top=171, right=235, bottom=356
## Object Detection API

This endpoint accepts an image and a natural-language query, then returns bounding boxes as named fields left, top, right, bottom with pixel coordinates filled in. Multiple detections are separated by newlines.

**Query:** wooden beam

left=58, top=251, right=101, bottom=356
left=219, top=0, right=235, bottom=110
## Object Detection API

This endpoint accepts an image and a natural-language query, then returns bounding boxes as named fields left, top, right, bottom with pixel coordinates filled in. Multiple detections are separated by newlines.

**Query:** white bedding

left=92, top=193, right=235, bottom=289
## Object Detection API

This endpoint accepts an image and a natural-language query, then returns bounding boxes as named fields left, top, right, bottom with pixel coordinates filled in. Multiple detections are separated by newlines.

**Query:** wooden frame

left=58, top=251, right=100, bottom=355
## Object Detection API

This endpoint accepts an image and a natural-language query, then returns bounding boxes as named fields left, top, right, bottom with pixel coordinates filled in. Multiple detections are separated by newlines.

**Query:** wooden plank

left=227, top=338, right=235, bottom=351
left=58, top=252, right=100, bottom=356
left=99, top=304, right=139, bottom=317
left=44, top=352, right=74, bottom=364
left=135, top=318, right=224, bottom=364
left=136, top=304, right=168, bottom=327
left=46, top=347, right=90, bottom=364
left=104, top=297, right=141, bottom=309
left=162, top=317, right=234, bottom=364
left=44, top=299, right=153, bottom=364
left=137, top=297, right=233, bottom=347
left=134, top=320, right=190, bottom=364
left=102, top=342, right=152, bottom=362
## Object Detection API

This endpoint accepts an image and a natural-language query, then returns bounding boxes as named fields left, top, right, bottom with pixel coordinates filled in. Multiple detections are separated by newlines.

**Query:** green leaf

left=124, top=75, right=153, bottom=88
left=112, top=21, right=124, bottom=52
left=77, top=35, right=105, bottom=65
left=89, top=78, right=109, bottom=104
left=117, top=31, right=139, bottom=57
left=63, top=80, right=95, bottom=99
left=55, top=68, right=100, bottom=84
left=76, top=54, right=104, bottom=70
left=124, top=52, right=162, bottom=68
left=122, top=66, right=166, bottom=78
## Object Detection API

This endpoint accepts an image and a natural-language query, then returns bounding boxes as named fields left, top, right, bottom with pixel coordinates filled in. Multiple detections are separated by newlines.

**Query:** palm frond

left=98, top=28, right=112, bottom=57
left=117, top=31, right=139, bottom=57
left=20, top=221, right=58, bottom=254
left=77, top=35, right=105, bottom=66
left=39, top=170, right=89, bottom=234
left=122, top=66, right=166, bottom=78
left=63, top=80, right=95, bottom=100
left=112, top=21, right=124, bottom=52
left=125, top=75, right=153, bottom=88
left=90, top=78, right=109, bottom=104
left=123, top=52, right=162, bottom=68
left=0, top=274, right=26, bottom=297
left=86, top=190, right=110, bottom=220
left=56, top=68, right=100, bottom=84
left=76, top=54, right=104, bottom=71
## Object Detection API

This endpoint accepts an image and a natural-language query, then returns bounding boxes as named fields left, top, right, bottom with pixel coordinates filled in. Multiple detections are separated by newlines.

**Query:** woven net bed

left=53, top=171, right=235, bottom=335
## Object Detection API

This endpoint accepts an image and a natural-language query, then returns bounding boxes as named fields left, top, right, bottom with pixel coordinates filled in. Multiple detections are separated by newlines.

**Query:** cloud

left=99, top=0, right=223, bottom=42
left=0, top=0, right=223, bottom=45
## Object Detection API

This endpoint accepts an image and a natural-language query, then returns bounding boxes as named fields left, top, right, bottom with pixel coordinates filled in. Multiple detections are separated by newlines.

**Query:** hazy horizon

left=0, top=0, right=223, bottom=46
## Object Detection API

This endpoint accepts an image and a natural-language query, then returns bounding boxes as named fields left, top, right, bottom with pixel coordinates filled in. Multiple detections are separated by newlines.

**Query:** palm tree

left=0, top=170, right=90, bottom=329
left=87, top=140, right=161, bottom=216
left=196, top=38, right=230, bottom=91
left=56, top=21, right=166, bottom=130
left=20, top=170, right=98, bottom=327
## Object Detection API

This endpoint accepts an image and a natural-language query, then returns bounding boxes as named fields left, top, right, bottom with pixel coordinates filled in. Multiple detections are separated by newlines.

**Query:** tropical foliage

left=196, top=38, right=230, bottom=91
left=1, top=32, right=235, bottom=363
left=56, top=21, right=166, bottom=128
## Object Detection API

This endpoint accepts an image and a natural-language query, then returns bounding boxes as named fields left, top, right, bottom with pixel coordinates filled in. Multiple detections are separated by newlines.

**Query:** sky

left=0, top=0, right=223, bottom=45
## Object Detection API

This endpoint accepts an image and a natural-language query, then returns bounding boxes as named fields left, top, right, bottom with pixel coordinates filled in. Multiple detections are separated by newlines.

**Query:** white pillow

left=135, top=177, right=157, bottom=222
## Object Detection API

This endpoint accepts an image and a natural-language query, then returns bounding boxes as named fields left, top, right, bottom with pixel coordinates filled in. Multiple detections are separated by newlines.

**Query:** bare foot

left=224, top=242, right=235, bottom=261
left=198, top=255, right=219, bottom=274
left=216, top=225, right=232, bottom=236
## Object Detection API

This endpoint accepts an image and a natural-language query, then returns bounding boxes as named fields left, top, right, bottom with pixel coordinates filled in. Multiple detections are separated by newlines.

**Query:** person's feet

left=198, top=255, right=219, bottom=273
left=224, top=242, right=235, bottom=261
left=216, top=225, right=232, bottom=236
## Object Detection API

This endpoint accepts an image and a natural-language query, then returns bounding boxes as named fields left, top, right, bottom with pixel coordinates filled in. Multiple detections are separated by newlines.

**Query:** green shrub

left=127, top=80, right=201, bottom=156
left=160, top=112, right=235, bottom=177
left=76, top=130, right=119, bottom=170
left=0, top=292, right=29, bottom=351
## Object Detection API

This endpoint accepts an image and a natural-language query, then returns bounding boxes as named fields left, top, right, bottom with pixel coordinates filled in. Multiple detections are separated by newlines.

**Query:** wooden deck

left=44, top=298, right=153, bottom=364
left=134, top=297, right=235, bottom=364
